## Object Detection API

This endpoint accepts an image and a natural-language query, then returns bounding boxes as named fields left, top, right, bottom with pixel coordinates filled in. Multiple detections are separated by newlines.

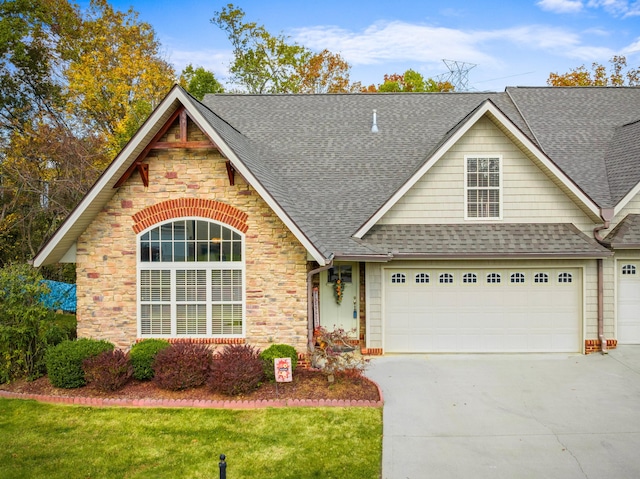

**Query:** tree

left=211, top=3, right=310, bottom=94
left=0, top=0, right=79, bottom=135
left=370, top=69, right=454, bottom=92
left=297, top=49, right=354, bottom=93
left=179, top=64, right=224, bottom=100
left=547, top=55, right=640, bottom=87
left=64, top=0, right=175, bottom=153
left=0, top=0, right=176, bottom=271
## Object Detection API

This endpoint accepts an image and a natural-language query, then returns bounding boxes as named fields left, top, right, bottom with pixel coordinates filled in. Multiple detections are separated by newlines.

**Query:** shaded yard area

left=0, top=398, right=382, bottom=479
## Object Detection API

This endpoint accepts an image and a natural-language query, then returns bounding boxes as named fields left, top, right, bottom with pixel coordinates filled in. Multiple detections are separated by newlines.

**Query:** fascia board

left=181, top=94, right=328, bottom=266
left=33, top=86, right=187, bottom=267
left=353, top=101, right=601, bottom=239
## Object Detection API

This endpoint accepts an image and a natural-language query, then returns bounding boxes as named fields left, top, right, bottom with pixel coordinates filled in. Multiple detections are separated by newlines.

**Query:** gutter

left=593, top=208, right=614, bottom=354
left=306, top=255, right=334, bottom=350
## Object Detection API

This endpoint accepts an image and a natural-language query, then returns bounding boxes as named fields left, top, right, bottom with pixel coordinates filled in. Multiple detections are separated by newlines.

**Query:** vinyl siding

left=379, top=116, right=595, bottom=234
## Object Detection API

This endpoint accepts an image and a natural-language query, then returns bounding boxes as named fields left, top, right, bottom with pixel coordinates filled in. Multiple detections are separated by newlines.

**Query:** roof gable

left=353, top=99, right=601, bottom=239
left=33, top=85, right=327, bottom=267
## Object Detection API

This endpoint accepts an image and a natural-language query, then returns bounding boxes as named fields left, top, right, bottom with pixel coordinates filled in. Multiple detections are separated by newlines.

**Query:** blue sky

left=91, top=0, right=639, bottom=91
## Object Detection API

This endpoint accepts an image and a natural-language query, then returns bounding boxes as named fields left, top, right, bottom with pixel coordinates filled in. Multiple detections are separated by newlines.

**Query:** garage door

left=618, top=262, right=640, bottom=344
left=384, top=268, right=581, bottom=353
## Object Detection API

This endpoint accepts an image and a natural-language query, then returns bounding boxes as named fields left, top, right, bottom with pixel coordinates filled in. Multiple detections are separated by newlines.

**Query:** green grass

left=0, top=398, right=381, bottom=479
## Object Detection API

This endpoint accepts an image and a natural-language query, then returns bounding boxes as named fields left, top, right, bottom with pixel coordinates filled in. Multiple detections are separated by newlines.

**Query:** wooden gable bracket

left=225, top=160, right=236, bottom=186
left=114, top=105, right=219, bottom=188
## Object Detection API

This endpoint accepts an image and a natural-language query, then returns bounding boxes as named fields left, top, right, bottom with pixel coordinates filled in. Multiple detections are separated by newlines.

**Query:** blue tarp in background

left=41, top=280, right=76, bottom=313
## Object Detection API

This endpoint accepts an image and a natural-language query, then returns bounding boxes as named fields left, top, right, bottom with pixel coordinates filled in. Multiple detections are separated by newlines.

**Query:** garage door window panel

left=558, top=272, right=573, bottom=283
left=439, top=273, right=454, bottom=284
left=487, top=273, right=501, bottom=284
left=463, top=273, right=477, bottom=284
left=534, top=273, right=549, bottom=283
left=622, top=264, right=636, bottom=275
left=415, top=273, right=430, bottom=284
left=391, top=273, right=406, bottom=284
left=511, top=273, right=525, bottom=284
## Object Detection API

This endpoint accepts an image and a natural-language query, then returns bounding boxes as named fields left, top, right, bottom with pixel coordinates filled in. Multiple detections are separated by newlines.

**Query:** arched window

left=439, top=273, right=454, bottom=284
left=487, top=273, right=501, bottom=284
left=622, top=264, right=637, bottom=275
left=510, top=273, right=525, bottom=284
left=462, top=273, right=477, bottom=284
left=558, top=272, right=573, bottom=283
left=138, top=219, right=244, bottom=338
left=415, top=273, right=430, bottom=284
left=534, top=273, right=549, bottom=284
left=391, top=273, right=406, bottom=284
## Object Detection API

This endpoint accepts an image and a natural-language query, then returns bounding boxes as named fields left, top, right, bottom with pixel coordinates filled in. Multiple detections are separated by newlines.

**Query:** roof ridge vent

left=371, top=109, right=379, bottom=133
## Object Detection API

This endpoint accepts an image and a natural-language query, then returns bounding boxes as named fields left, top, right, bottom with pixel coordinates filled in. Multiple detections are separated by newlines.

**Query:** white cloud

left=536, top=0, right=584, bottom=13
left=621, top=37, right=640, bottom=54
left=167, top=49, right=233, bottom=81
left=587, top=0, right=640, bottom=16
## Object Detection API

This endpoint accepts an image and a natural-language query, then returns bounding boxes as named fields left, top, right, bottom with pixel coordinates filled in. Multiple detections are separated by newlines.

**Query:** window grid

left=139, top=219, right=244, bottom=338
left=622, top=264, right=637, bottom=275
left=462, top=273, right=477, bottom=284
left=487, top=273, right=501, bottom=284
left=415, top=273, right=430, bottom=284
left=391, top=273, right=406, bottom=284
left=439, top=273, right=454, bottom=284
left=534, top=273, right=549, bottom=283
left=466, top=156, right=501, bottom=219
left=558, top=272, right=573, bottom=283
left=510, top=273, right=525, bottom=284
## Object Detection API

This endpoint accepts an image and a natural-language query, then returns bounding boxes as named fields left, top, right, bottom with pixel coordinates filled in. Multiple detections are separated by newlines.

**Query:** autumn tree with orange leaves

left=363, top=69, right=455, bottom=92
left=548, top=55, right=639, bottom=87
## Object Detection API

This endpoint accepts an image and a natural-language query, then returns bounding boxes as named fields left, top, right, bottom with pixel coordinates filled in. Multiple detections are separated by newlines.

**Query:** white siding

left=379, top=117, right=595, bottom=234
left=366, top=263, right=383, bottom=348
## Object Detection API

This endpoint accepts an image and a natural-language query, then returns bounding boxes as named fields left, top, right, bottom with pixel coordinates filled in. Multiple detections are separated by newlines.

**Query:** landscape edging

left=0, top=381, right=384, bottom=409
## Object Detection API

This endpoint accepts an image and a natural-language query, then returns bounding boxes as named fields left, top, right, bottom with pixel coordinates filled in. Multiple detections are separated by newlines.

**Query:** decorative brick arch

left=131, top=199, right=249, bottom=234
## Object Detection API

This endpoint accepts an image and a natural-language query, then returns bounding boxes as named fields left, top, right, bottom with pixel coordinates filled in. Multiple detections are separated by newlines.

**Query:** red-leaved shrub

left=152, top=342, right=212, bottom=390
left=208, top=344, right=264, bottom=396
left=82, top=349, right=133, bottom=392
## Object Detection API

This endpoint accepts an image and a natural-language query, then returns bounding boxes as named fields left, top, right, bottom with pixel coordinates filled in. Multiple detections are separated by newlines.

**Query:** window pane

left=140, top=241, right=150, bottom=262
left=232, top=241, right=242, bottom=261
left=196, top=220, right=209, bottom=240
left=197, top=242, right=209, bottom=261
left=174, top=242, right=186, bottom=262
left=160, top=223, right=173, bottom=241
left=161, top=242, right=172, bottom=262
left=467, top=158, right=477, bottom=172
left=177, top=304, right=207, bottom=335
left=173, top=221, right=186, bottom=240
left=150, top=227, right=159, bottom=241
left=222, top=242, right=232, bottom=261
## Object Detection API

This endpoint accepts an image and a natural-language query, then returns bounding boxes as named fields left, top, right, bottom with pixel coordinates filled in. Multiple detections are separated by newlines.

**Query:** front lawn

left=0, top=398, right=381, bottom=479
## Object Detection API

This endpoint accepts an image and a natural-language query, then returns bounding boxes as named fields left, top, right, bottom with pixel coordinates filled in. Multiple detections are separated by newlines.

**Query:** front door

left=319, top=262, right=359, bottom=334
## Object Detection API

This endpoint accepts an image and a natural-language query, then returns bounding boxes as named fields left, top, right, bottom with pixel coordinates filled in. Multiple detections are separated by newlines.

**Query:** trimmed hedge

left=152, top=342, right=212, bottom=391
left=83, top=349, right=133, bottom=391
left=209, top=344, right=264, bottom=396
left=45, top=338, right=114, bottom=388
left=130, top=339, right=170, bottom=380
left=260, top=344, right=298, bottom=381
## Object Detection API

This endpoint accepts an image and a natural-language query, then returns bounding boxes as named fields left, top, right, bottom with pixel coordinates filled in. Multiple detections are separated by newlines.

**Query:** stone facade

left=76, top=119, right=309, bottom=351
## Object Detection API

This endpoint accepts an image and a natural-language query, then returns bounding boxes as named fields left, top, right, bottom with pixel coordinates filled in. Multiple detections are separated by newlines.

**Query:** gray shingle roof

left=604, top=214, right=640, bottom=248
left=192, top=87, right=640, bottom=259
left=359, top=223, right=611, bottom=258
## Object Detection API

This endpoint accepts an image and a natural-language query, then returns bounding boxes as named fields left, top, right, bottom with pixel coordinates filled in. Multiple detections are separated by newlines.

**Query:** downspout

left=593, top=208, right=614, bottom=354
left=307, top=255, right=334, bottom=350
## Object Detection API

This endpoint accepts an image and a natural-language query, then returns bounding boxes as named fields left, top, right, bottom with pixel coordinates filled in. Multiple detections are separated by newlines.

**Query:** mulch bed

left=0, top=369, right=381, bottom=405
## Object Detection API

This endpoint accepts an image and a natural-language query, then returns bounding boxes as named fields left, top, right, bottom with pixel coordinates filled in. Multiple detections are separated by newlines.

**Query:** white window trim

left=136, top=217, right=246, bottom=339
left=464, top=155, right=503, bottom=221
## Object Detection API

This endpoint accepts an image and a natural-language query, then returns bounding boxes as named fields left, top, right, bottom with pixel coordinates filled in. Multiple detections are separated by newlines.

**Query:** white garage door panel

left=618, top=263, right=640, bottom=344
left=384, top=268, right=581, bottom=353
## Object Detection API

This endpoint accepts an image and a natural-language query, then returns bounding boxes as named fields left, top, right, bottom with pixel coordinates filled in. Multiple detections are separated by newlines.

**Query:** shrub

left=45, top=338, right=114, bottom=388
left=0, top=264, right=73, bottom=383
left=259, top=344, right=298, bottom=381
left=209, top=344, right=264, bottom=396
left=152, top=342, right=212, bottom=391
left=83, top=349, right=133, bottom=391
left=130, top=339, right=170, bottom=380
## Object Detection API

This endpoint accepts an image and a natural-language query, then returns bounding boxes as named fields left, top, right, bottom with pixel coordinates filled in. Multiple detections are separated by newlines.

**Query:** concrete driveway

left=366, top=346, right=640, bottom=479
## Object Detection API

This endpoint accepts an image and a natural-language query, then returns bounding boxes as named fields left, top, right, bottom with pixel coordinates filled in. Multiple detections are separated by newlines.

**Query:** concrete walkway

left=366, top=346, right=640, bottom=479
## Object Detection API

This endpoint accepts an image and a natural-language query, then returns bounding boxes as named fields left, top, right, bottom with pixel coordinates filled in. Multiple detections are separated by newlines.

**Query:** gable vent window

left=415, top=273, right=430, bottom=284
left=138, top=219, right=244, bottom=338
left=462, top=273, right=477, bottom=284
left=511, top=273, right=525, bottom=284
left=439, top=273, right=454, bottom=284
left=465, top=156, right=501, bottom=219
left=487, top=273, right=501, bottom=284
left=622, top=264, right=636, bottom=275
left=534, top=273, right=549, bottom=283
left=391, top=273, right=406, bottom=284
left=558, top=272, right=573, bottom=283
